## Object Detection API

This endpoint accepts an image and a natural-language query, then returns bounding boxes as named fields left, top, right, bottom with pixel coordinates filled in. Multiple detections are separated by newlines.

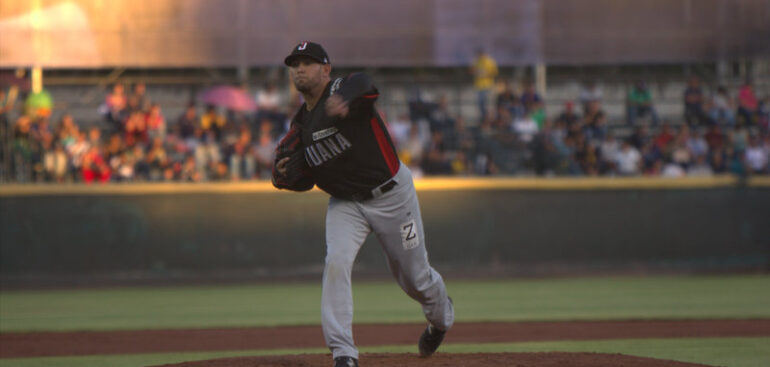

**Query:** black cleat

left=418, top=324, right=447, bottom=357
left=334, top=356, right=359, bottom=367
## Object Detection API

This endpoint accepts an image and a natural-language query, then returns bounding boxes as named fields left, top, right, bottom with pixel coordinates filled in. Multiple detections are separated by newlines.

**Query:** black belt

left=352, top=178, right=398, bottom=201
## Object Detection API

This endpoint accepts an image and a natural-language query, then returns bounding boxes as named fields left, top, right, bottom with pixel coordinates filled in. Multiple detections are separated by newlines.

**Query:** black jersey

left=292, top=73, right=400, bottom=201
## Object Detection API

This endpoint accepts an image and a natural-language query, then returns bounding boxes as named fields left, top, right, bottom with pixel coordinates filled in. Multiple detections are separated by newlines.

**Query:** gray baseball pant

left=321, top=163, right=454, bottom=360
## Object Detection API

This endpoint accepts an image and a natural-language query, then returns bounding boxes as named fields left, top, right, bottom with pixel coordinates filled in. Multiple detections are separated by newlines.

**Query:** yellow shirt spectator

left=472, top=53, right=498, bottom=90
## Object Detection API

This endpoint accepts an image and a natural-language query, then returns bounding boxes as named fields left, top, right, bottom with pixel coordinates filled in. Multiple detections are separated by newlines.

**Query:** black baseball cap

left=284, top=41, right=330, bottom=66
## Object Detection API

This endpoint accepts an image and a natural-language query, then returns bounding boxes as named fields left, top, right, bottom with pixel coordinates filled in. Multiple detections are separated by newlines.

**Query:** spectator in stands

left=670, top=132, right=693, bottom=170
left=496, top=81, right=520, bottom=119
left=255, top=82, right=285, bottom=129
left=687, top=154, right=714, bottom=177
left=629, top=124, right=651, bottom=150
left=704, top=124, right=725, bottom=152
left=104, top=83, right=127, bottom=131
left=254, top=119, right=277, bottom=179
left=615, top=140, right=642, bottom=176
left=745, top=135, right=768, bottom=174
left=195, top=130, right=221, bottom=180
left=626, top=80, right=659, bottom=126
left=131, top=82, right=150, bottom=113
left=512, top=110, right=539, bottom=144
left=470, top=48, right=498, bottom=123
left=737, top=79, right=759, bottom=126
left=574, top=134, right=600, bottom=176
left=709, top=147, right=728, bottom=174
left=176, top=104, right=198, bottom=140
left=729, top=124, right=749, bottom=154
left=579, top=80, right=602, bottom=114
left=124, top=111, right=148, bottom=148
left=228, top=129, right=256, bottom=180
left=400, top=124, right=426, bottom=175
left=599, top=134, right=620, bottom=174
left=758, top=98, right=769, bottom=132
left=520, top=80, right=544, bottom=126
left=81, top=145, right=111, bottom=183
left=709, top=86, right=735, bottom=127
left=683, top=76, right=709, bottom=127
left=43, top=140, right=68, bottom=183
left=67, top=130, right=90, bottom=181
left=653, top=123, right=676, bottom=155
left=429, top=94, right=456, bottom=134
left=421, top=130, right=452, bottom=175
left=387, top=113, right=412, bottom=150
left=146, top=136, right=169, bottom=181
left=582, top=100, right=607, bottom=142
left=146, top=103, right=166, bottom=141
left=555, top=101, right=580, bottom=130
left=686, top=129, right=709, bottom=160
left=200, top=105, right=226, bottom=142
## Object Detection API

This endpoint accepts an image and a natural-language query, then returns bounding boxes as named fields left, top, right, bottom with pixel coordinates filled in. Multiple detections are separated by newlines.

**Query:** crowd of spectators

left=2, top=75, right=769, bottom=184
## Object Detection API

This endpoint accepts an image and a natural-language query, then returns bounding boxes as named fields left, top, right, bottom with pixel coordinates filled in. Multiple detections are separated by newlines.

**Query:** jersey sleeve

left=333, top=73, right=379, bottom=105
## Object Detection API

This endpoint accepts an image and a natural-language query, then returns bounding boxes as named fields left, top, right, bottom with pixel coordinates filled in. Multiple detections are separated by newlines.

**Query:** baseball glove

left=272, top=125, right=314, bottom=192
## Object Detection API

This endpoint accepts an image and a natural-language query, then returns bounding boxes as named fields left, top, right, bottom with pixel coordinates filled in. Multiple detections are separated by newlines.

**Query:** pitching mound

left=152, top=352, right=714, bottom=367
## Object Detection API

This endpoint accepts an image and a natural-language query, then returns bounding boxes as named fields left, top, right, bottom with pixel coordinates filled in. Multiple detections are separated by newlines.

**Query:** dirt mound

left=151, top=352, right=715, bottom=367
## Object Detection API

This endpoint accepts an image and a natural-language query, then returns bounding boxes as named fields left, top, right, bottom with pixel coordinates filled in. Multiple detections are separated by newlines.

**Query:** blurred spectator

left=428, top=94, right=456, bottom=134
left=399, top=123, right=426, bottom=172
left=176, top=104, right=198, bottom=139
left=709, top=86, right=736, bottom=127
left=579, top=80, right=602, bottom=114
left=43, top=140, right=68, bottom=182
left=520, top=80, right=544, bottom=126
left=229, top=129, right=256, bottom=180
left=599, top=134, right=620, bottom=174
left=615, top=140, right=642, bottom=176
left=687, top=155, right=714, bottom=177
left=146, top=103, right=166, bottom=141
left=200, top=105, right=226, bottom=141
left=104, top=84, right=127, bottom=131
left=255, top=82, right=285, bottom=131
left=582, top=100, right=607, bottom=142
left=626, top=80, right=659, bottom=126
left=254, top=120, right=277, bottom=179
left=737, top=80, right=759, bottom=126
left=146, top=136, right=169, bottom=181
left=555, top=101, right=580, bottom=129
left=131, top=82, right=150, bottom=112
left=195, top=131, right=222, bottom=180
left=496, top=81, right=520, bottom=119
left=653, top=123, right=675, bottom=154
left=745, top=135, right=768, bottom=174
left=686, top=129, right=709, bottom=159
left=629, top=124, right=651, bottom=150
left=709, top=147, right=728, bottom=174
left=124, top=111, right=148, bottom=148
left=704, top=124, right=725, bottom=152
left=67, top=131, right=90, bottom=181
left=512, top=111, right=539, bottom=143
left=729, top=124, right=749, bottom=154
left=683, top=76, right=709, bottom=127
left=81, top=145, right=111, bottom=183
left=470, top=48, right=498, bottom=123
left=422, top=131, right=452, bottom=175
left=387, top=113, right=412, bottom=150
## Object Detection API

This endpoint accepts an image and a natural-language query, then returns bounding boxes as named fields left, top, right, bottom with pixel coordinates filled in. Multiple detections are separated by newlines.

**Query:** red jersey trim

left=370, top=117, right=399, bottom=176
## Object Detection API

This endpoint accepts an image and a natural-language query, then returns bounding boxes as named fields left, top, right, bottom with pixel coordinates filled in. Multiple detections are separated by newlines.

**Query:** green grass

left=1, top=275, right=769, bottom=332
left=1, top=338, right=768, bottom=367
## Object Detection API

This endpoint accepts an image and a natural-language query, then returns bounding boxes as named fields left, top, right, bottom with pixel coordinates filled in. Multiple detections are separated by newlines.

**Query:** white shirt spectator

left=255, top=87, right=282, bottom=111
left=600, top=138, right=620, bottom=164
left=388, top=115, right=412, bottom=150
left=745, top=145, right=769, bottom=172
left=512, top=116, right=539, bottom=143
left=662, top=163, right=686, bottom=178
left=615, top=145, right=641, bottom=175
left=688, top=162, right=714, bottom=177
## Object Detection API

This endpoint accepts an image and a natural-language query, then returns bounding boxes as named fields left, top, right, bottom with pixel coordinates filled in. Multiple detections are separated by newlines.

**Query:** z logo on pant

left=401, top=220, right=419, bottom=250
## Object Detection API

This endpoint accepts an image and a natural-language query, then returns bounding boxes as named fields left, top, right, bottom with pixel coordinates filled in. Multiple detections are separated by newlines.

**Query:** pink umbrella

left=198, top=86, right=257, bottom=112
